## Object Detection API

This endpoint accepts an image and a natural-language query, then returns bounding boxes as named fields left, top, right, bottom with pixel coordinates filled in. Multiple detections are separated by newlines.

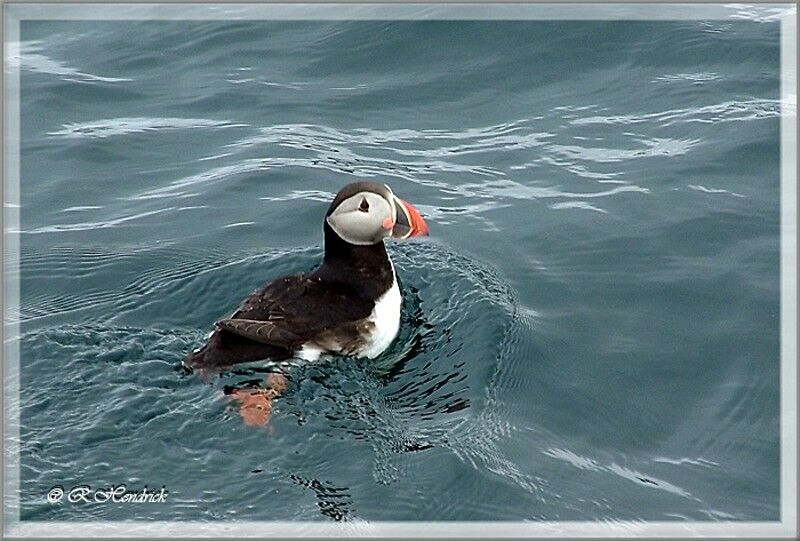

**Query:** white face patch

left=326, top=191, right=395, bottom=245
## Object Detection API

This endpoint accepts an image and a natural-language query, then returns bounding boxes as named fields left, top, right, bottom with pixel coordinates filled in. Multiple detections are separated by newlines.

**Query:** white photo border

left=2, top=3, right=797, bottom=538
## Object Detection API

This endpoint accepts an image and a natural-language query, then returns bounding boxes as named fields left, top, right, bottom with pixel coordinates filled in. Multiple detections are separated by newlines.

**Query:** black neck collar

left=312, top=223, right=395, bottom=301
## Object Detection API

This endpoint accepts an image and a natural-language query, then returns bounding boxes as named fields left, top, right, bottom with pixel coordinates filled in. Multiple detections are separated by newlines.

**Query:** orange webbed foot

left=229, top=373, right=289, bottom=427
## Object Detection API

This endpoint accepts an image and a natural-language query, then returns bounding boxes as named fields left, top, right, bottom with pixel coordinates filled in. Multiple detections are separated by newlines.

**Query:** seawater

left=14, top=16, right=785, bottom=521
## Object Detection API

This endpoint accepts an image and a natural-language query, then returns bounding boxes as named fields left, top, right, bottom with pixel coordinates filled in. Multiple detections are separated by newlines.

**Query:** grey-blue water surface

left=15, top=16, right=784, bottom=522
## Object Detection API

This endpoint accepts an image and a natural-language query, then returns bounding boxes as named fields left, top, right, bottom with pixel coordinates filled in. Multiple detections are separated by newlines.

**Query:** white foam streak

left=572, top=99, right=787, bottom=127
left=551, top=138, right=701, bottom=163
left=222, top=222, right=255, bottom=229
left=16, top=208, right=174, bottom=234
left=653, top=456, right=719, bottom=468
left=544, top=448, right=697, bottom=501
left=549, top=201, right=609, bottom=214
left=688, top=184, right=746, bottom=198
left=8, top=41, right=131, bottom=83
left=259, top=190, right=336, bottom=203
left=652, top=72, right=720, bottom=84
left=60, top=206, right=103, bottom=212
left=49, top=118, right=247, bottom=139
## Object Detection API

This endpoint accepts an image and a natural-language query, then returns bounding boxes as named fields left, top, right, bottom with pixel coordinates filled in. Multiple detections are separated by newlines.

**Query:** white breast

left=359, top=276, right=402, bottom=359
left=297, top=261, right=402, bottom=362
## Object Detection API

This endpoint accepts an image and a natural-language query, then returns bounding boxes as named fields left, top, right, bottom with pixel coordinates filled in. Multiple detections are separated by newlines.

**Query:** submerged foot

left=228, top=373, right=289, bottom=427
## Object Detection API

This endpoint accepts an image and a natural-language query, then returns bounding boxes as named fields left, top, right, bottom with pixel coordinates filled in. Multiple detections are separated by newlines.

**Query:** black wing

left=229, top=274, right=374, bottom=338
left=215, top=319, right=302, bottom=346
left=183, top=274, right=373, bottom=369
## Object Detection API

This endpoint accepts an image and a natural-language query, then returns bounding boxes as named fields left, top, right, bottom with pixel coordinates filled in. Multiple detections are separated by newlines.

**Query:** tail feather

left=183, top=329, right=292, bottom=370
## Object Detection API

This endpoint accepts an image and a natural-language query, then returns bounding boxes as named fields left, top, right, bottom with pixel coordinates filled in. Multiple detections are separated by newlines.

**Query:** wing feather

left=212, top=273, right=373, bottom=349
left=216, top=318, right=302, bottom=346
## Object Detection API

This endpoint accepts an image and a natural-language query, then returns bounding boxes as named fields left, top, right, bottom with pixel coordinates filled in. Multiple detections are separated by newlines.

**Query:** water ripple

left=259, top=190, right=336, bottom=203
left=687, top=184, right=745, bottom=198
left=543, top=448, right=696, bottom=501
left=549, top=137, right=701, bottom=163
left=515, top=155, right=623, bottom=182
left=9, top=41, right=131, bottom=83
left=549, top=201, right=609, bottom=214
left=13, top=16, right=783, bottom=523
left=652, top=456, right=719, bottom=468
left=60, top=205, right=103, bottom=213
left=651, top=72, right=721, bottom=85
left=571, top=99, right=786, bottom=127
left=123, top=116, right=704, bottom=214
left=449, top=179, right=650, bottom=201
left=48, top=118, right=247, bottom=139
left=16, top=243, right=304, bottom=327
left=230, top=120, right=538, bottom=149
left=133, top=155, right=494, bottom=201
left=14, top=208, right=174, bottom=235
left=390, top=131, right=553, bottom=158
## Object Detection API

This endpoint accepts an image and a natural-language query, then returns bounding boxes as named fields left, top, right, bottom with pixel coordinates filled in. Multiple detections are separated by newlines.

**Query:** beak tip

left=407, top=204, right=429, bottom=238
left=394, top=196, right=430, bottom=239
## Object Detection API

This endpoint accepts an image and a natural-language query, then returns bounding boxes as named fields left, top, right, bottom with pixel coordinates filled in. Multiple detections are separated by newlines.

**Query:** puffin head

left=325, top=181, right=429, bottom=246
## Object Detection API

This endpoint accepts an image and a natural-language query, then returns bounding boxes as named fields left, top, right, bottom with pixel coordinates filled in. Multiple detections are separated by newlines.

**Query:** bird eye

left=358, top=197, right=370, bottom=212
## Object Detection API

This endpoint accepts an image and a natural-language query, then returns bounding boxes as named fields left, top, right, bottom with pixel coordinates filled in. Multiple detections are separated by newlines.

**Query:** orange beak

left=401, top=199, right=430, bottom=237
left=393, top=197, right=430, bottom=239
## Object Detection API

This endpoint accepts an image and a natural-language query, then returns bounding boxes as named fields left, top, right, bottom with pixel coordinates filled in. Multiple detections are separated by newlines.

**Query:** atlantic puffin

left=183, top=181, right=429, bottom=371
